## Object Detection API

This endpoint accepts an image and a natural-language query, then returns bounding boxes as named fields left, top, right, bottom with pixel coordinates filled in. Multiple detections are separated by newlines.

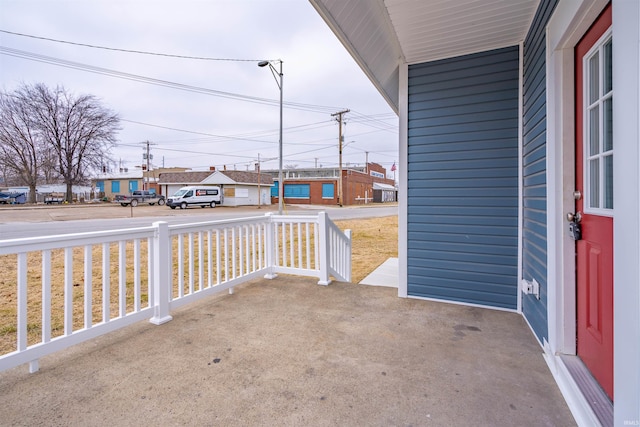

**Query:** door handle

left=566, top=211, right=582, bottom=223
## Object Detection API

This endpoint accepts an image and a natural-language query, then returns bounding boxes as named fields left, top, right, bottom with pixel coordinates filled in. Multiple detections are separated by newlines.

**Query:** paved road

left=0, top=203, right=397, bottom=240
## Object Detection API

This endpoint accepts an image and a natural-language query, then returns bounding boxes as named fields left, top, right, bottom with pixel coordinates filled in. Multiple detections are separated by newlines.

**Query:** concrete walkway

left=0, top=277, right=576, bottom=426
left=360, top=257, right=399, bottom=288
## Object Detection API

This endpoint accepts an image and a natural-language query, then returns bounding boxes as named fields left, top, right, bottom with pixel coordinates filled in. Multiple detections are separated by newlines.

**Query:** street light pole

left=258, top=59, right=284, bottom=215
left=257, top=152, right=261, bottom=209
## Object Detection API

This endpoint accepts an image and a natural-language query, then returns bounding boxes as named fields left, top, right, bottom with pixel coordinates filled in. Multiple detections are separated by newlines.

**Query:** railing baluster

left=64, top=247, right=73, bottom=335
left=102, top=243, right=110, bottom=322
left=134, top=239, right=141, bottom=312
left=245, top=225, right=250, bottom=274
left=289, top=222, right=294, bottom=268
left=207, top=230, right=213, bottom=288
left=17, top=253, right=28, bottom=352
left=305, top=223, right=310, bottom=270
left=232, top=227, right=237, bottom=279
left=84, top=245, right=92, bottom=328
left=258, top=224, right=263, bottom=269
left=119, top=241, right=126, bottom=317
left=314, top=222, right=319, bottom=271
left=238, top=226, right=243, bottom=277
left=42, top=250, right=51, bottom=343
left=147, top=237, right=153, bottom=309
left=216, top=229, right=221, bottom=285
left=178, top=235, right=184, bottom=298
left=251, top=225, right=256, bottom=272
left=297, top=223, right=302, bottom=269
left=224, top=228, right=229, bottom=282
left=188, top=233, right=195, bottom=295
left=275, top=222, right=281, bottom=268
left=198, top=231, right=204, bottom=291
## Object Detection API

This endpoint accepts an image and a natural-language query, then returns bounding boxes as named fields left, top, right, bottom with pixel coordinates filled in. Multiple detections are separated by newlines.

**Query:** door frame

left=546, top=0, right=640, bottom=424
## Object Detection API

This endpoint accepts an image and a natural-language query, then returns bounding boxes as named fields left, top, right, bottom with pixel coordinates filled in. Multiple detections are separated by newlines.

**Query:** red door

left=574, top=4, right=613, bottom=400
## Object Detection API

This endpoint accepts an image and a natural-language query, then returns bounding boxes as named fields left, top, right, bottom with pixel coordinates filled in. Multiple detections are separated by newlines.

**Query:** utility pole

left=331, top=109, right=349, bottom=206
left=142, top=141, right=156, bottom=191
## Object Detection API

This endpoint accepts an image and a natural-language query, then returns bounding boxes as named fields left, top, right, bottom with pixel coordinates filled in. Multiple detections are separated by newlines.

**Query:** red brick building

left=263, top=163, right=396, bottom=206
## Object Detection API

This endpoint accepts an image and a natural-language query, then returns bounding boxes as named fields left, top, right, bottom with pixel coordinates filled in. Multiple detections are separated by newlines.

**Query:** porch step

left=359, top=257, right=398, bottom=288
left=560, top=354, right=613, bottom=427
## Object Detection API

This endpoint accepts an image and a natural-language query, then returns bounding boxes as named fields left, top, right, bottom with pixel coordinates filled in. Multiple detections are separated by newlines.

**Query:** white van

left=166, top=186, right=222, bottom=209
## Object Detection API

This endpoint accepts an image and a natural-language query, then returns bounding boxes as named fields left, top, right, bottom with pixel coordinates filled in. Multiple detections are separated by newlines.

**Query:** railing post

left=264, top=213, right=277, bottom=279
left=317, top=212, right=331, bottom=285
left=344, top=229, right=352, bottom=283
left=150, top=221, right=173, bottom=325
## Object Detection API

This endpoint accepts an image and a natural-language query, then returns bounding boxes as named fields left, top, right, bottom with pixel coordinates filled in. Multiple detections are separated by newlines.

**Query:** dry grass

left=0, top=216, right=398, bottom=354
left=334, top=216, right=398, bottom=283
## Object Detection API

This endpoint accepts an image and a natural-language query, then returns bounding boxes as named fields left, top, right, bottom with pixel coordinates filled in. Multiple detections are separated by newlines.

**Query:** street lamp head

left=257, top=60, right=270, bottom=67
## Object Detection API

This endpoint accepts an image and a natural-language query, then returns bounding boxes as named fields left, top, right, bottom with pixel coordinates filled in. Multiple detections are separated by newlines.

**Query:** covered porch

left=0, top=275, right=574, bottom=426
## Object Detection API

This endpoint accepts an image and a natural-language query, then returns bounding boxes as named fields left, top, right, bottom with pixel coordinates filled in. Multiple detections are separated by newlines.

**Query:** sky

left=0, top=0, right=398, bottom=178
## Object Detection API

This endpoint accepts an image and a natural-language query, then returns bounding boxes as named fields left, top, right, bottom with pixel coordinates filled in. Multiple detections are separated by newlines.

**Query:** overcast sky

left=0, top=0, right=398, bottom=177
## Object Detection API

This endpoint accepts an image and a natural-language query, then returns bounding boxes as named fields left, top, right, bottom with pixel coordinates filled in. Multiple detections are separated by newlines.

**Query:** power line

left=121, top=118, right=335, bottom=144
left=0, top=29, right=261, bottom=62
left=0, top=46, right=341, bottom=114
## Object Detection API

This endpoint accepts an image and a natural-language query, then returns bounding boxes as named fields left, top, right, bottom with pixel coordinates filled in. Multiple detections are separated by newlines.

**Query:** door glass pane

left=604, top=155, right=613, bottom=209
left=590, top=159, right=600, bottom=208
left=589, top=53, right=600, bottom=104
left=604, top=39, right=612, bottom=93
left=589, top=105, right=600, bottom=155
left=603, top=98, right=613, bottom=152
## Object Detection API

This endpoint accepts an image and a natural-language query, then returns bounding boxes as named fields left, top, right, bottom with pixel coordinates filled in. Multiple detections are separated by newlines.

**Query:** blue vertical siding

left=521, top=0, right=559, bottom=342
left=407, top=46, right=520, bottom=309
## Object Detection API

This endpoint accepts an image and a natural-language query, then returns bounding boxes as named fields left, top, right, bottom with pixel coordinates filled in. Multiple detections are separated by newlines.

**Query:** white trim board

left=546, top=0, right=640, bottom=424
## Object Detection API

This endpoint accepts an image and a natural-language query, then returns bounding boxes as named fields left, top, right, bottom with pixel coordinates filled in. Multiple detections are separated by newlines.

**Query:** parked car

left=113, top=190, right=165, bottom=207
left=166, top=186, right=222, bottom=209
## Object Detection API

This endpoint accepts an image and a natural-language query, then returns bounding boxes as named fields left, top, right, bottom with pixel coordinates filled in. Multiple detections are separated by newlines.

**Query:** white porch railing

left=0, top=212, right=351, bottom=373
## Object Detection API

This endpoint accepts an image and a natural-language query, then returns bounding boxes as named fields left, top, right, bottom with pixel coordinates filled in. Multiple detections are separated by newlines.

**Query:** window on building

left=129, top=180, right=138, bottom=192
left=111, top=181, right=120, bottom=193
left=271, top=181, right=279, bottom=197
left=322, top=183, right=335, bottom=198
left=96, top=181, right=104, bottom=192
left=284, top=184, right=310, bottom=198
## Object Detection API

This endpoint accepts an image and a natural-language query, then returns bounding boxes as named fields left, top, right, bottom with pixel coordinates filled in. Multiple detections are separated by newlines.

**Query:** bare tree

left=40, top=148, right=62, bottom=184
left=0, top=84, right=119, bottom=202
left=0, top=88, right=46, bottom=202
left=27, top=84, right=120, bottom=202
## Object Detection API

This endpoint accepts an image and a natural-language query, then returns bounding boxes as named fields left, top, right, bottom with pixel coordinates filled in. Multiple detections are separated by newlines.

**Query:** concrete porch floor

left=0, top=277, right=575, bottom=426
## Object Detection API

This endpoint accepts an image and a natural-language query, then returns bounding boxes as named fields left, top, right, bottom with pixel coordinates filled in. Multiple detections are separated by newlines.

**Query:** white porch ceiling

left=309, top=0, right=540, bottom=111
